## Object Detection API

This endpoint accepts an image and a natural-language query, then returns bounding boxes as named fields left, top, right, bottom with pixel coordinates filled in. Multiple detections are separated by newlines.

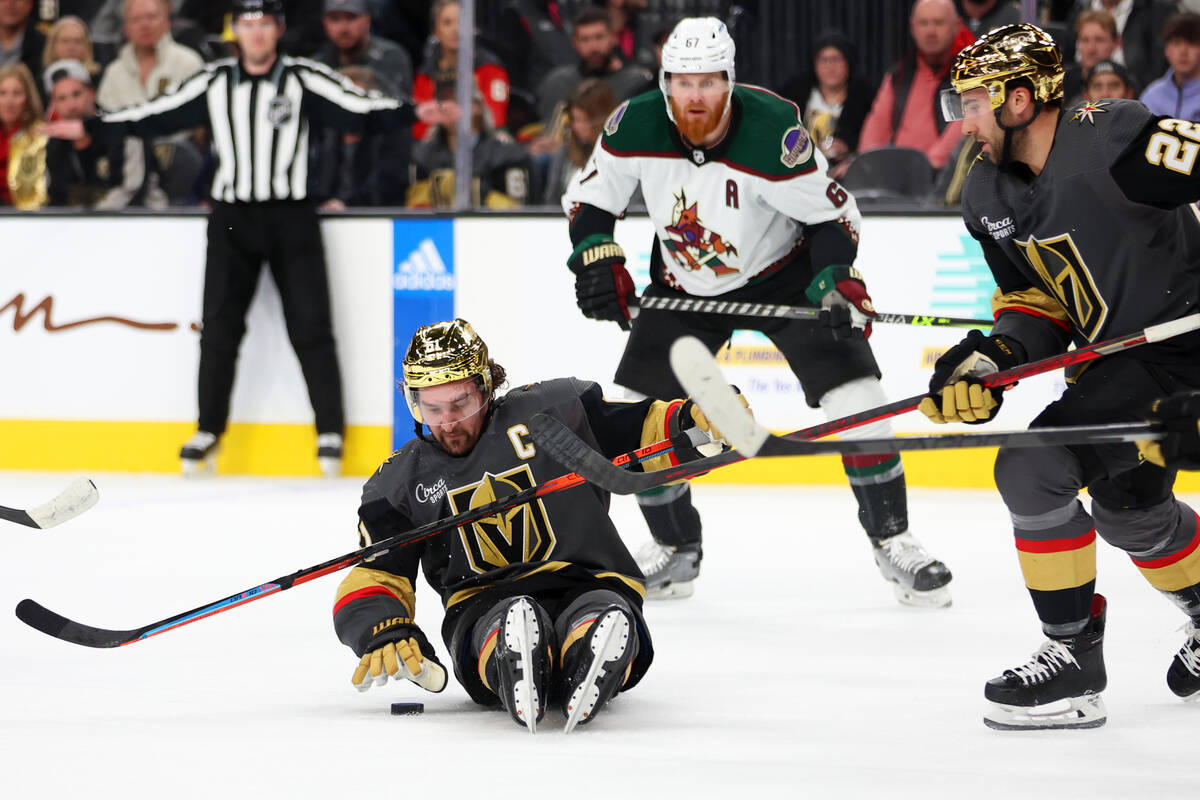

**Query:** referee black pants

left=198, top=201, right=344, bottom=436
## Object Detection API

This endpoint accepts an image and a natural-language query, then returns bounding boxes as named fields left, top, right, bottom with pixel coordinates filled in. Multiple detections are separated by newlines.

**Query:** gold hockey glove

left=351, top=622, right=447, bottom=693
left=919, top=330, right=1024, bottom=424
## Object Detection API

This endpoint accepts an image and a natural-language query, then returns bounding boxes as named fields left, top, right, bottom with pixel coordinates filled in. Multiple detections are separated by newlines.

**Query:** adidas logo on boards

left=394, top=238, right=455, bottom=291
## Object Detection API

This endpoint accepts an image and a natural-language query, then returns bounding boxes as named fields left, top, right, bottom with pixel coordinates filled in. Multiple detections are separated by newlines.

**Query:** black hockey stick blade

left=15, top=599, right=135, bottom=648
left=0, top=478, right=99, bottom=529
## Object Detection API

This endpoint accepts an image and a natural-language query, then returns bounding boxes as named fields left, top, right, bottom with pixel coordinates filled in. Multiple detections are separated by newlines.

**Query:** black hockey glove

left=804, top=265, right=876, bottom=341
left=568, top=234, right=636, bottom=330
left=1140, top=392, right=1200, bottom=470
left=919, top=330, right=1024, bottom=425
left=351, top=618, right=447, bottom=693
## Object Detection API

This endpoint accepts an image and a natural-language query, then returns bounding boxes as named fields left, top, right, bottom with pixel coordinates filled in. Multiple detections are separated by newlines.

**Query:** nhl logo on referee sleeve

left=780, top=125, right=812, bottom=167
left=267, top=96, right=294, bottom=128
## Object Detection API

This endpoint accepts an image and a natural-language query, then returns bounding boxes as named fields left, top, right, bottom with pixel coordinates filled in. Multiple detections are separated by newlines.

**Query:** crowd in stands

left=3, top=0, right=1200, bottom=212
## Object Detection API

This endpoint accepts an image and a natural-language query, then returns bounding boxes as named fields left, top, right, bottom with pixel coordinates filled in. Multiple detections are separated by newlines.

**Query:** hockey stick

left=633, top=296, right=992, bottom=328
left=13, top=431, right=707, bottom=649
left=0, top=478, right=99, bottom=529
left=530, top=314, right=1200, bottom=494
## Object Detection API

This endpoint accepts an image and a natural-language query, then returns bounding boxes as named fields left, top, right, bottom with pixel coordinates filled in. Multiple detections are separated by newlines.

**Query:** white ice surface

left=2, top=472, right=1199, bottom=798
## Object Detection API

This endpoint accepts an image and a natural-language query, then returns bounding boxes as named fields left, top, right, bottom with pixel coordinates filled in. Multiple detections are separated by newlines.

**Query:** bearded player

left=561, top=17, right=952, bottom=607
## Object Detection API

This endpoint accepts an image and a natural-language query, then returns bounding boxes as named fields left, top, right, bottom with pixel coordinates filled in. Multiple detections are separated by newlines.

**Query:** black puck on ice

left=391, top=702, right=424, bottom=716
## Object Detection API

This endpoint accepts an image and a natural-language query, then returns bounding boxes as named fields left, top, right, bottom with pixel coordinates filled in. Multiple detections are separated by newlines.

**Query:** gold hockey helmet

left=402, top=319, right=493, bottom=424
left=944, top=23, right=1064, bottom=119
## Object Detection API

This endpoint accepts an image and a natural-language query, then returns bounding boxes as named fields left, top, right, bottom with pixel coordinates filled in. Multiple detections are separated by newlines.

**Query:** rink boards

left=4, top=212, right=1185, bottom=489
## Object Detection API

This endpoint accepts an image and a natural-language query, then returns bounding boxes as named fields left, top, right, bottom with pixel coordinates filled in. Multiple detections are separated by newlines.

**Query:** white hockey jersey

left=562, top=84, right=862, bottom=296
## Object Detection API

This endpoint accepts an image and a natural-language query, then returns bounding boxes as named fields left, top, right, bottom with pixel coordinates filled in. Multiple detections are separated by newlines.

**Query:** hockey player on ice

left=925, top=24, right=1200, bottom=729
left=561, top=17, right=953, bottom=606
left=331, top=319, right=738, bottom=733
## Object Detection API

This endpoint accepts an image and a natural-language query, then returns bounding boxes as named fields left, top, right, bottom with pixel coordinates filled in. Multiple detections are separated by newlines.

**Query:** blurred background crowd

left=2, top=0, right=1198, bottom=213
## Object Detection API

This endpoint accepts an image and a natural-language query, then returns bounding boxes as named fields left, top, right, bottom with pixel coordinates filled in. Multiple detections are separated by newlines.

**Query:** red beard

left=670, top=95, right=727, bottom=145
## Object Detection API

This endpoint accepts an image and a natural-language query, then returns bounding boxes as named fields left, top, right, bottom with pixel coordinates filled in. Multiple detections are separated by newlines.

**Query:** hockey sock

left=636, top=482, right=701, bottom=549
left=843, top=455, right=908, bottom=541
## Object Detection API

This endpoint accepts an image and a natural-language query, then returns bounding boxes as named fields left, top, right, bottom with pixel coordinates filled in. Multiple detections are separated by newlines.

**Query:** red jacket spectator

left=859, top=0, right=975, bottom=169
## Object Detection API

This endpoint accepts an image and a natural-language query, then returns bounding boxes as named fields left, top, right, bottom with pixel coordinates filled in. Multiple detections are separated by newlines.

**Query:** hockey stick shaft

left=0, top=478, right=99, bottom=529
left=533, top=314, right=1200, bottom=494
left=633, top=296, right=992, bottom=328
left=14, top=434, right=687, bottom=648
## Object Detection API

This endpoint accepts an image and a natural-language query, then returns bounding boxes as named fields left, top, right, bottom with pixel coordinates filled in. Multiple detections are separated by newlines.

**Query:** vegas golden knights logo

left=1014, top=233, right=1109, bottom=341
left=447, top=466, right=557, bottom=574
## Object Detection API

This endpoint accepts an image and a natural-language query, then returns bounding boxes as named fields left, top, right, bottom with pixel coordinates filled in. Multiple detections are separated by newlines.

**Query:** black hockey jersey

left=962, top=99, right=1200, bottom=364
left=333, top=378, right=655, bottom=663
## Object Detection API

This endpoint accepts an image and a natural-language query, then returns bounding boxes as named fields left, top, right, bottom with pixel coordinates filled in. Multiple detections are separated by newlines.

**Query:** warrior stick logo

left=448, top=466, right=557, bottom=573
left=663, top=189, right=739, bottom=276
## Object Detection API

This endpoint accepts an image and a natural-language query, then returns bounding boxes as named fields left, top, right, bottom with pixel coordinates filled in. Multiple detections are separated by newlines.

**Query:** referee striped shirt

left=99, top=56, right=412, bottom=203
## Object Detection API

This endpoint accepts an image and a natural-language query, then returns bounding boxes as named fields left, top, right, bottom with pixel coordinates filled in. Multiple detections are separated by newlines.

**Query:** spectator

left=412, top=0, right=509, bottom=140
left=779, top=31, right=875, bottom=178
left=96, top=0, right=203, bottom=110
left=368, top=0, right=432, bottom=71
left=43, top=58, right=166, bottom=208
left=496, top=0, right=576, bottom=93
left=535, top=6, right=652, bottom=127
left=0, top=0, right=46, bottom=96
left=42, top=16, right=103, bottom=84
left=90, top=0, right=221, bottom=61
left=858, top=0, right=974, bottom=170
left=407, top=92, right=532, bottom=208
left=1063, top=10, right=1120, bottom=105
left=605, top=0, right=653, bottom=69
left=1065, top=0, right=1175, bottom=90
left=958, top=0, right=1021, bottom=34
left=541, top=77, right=616, bottom=204
left=1085, top=58, right=1138, bottom=99
left=1140, top=12, right=1200, bottom=119
left=316, top=0, right=412, bottom=97
left=310, top=64, right=410, bottom=207
left=0, top=61, right=46, bottom=208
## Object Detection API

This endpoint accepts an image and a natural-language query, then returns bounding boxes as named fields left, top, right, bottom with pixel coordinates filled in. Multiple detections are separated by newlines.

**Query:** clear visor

left=940, top=87, right=991, bottom=122
left=405, top=381, right=487, bottom=428
left=664, top=72, right=731, bottom=101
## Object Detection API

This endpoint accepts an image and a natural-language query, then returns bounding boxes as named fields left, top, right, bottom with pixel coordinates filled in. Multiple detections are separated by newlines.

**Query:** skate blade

left=181, top=455, right=217, bottom=478
left=893, top=583, right=951, bottom=609
left=983, top=694, right=1107, bottom=730
left=504, top=599, right=541, bottom=734
left=645, top=581, right=695, bottom=601
left=564, top=610, right=631, bottom=734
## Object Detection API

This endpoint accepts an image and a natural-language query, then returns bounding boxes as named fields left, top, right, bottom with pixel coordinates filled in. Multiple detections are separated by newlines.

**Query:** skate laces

left=1007, top=640, right=1079, bottom=686
left=1176, top=622, right=1200, bottom=677
left=636, top=541, right=672, bottom=575
left=878, top=532, right=934, bottom=573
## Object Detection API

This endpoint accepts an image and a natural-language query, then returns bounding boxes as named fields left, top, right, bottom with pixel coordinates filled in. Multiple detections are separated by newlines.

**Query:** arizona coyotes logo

left=663, top=189, right=739, bottom=276
left=447, top=465, right=556, bottom=574
left=1014, top=232, right=1109, bottom=341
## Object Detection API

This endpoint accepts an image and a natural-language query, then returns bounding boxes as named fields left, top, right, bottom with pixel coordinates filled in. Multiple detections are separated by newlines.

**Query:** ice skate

left=485, top=596, right=551, bottom=733
left=871, top=531, right=952, bottom=608
left=179, top=431, right=219, bottom=477
left=636, top=540, right=700, bottom=599
left=317, top=433, right=343, bottom=478
left=983, top=595, right=1108, bottom=730
left=1167, top=620, right=1200, bottom=700
left=562, top=605, right=635, bottom=733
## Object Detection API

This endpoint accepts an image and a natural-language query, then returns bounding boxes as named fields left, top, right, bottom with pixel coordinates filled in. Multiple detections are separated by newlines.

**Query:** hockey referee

left=46, top=0, right=428, bottom=477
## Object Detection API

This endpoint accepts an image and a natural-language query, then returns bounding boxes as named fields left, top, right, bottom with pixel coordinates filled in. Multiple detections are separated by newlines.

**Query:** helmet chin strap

left=995, top=100, right=1042, bottom=166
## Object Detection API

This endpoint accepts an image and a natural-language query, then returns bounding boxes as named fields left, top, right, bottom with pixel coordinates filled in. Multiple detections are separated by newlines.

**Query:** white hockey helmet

left=659, top=17, right=736, bottom=122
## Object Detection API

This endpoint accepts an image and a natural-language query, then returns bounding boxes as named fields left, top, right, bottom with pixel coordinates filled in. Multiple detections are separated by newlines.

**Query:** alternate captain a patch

left=781, top=124, right=812, bottom=167
left=447, top=466, right=557, bottom=574
left=663, top=189, right=739, bottom=276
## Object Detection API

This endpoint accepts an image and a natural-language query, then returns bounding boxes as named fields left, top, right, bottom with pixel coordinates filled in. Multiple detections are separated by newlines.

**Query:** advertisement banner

left=392, top=218, right=456, bottom=449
